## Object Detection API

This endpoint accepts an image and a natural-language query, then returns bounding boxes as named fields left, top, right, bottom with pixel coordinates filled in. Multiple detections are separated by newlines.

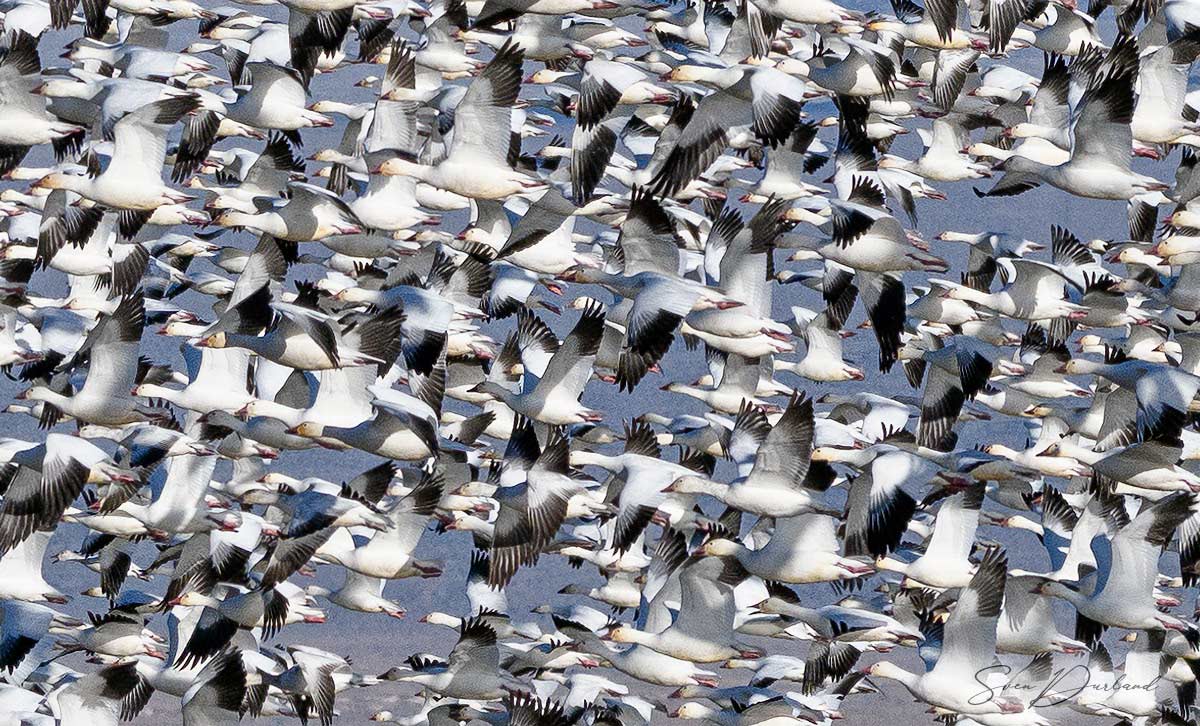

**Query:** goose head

left=1049, top=637, right=1088, bottom=655
left=468, top=380, right=513, bottom=401
left=700, top=538, right=742, bottom=557
left=205, top=510, right=243, bottom=532
left=309, top=148, right=345, bottom=164
left=1152, top=233, right=1200, bottom=258
left=30, top=172, right=83, bottom=193
left=150, top=205, right=208, bottom=226
left=876, top=155, right=910, bottom=171
left=290, top=422, right=325, bottom=438
left=211, top=210, right=257, bottom=230
left=374, top=154, right=424, bottom=178
left=623, top=80, right=674, bottom=105
left=171, top=590, right=220, bottom=608
left=605, top=624, right=649, bottom=645
left=1006, top=122, right=1049, bottom=140
left=526, top=69, right=576, bottom=84
left=556, top=265, right=606, bottom=284
left=298, top=109, right=335, bottom=128
left=665, top=65, right=736, bottom=87
left=664, top=474, right=726, bottom=497
left=16, top=384, right=53, bottom=403
left=31, top=78, right=96, bottom=98
left=418, top=611, right=461, bottom=627
left=864, top=17, right=906, bottom=33
left=671, top=703, right=718, bottom=720
left=810, top=445, right=865, bottom=463
left=194, top=331, right=228, bottom=349
left=1055, top=358, right=1102, bottom=376
left=1028, top=578, right=1079, bottom=601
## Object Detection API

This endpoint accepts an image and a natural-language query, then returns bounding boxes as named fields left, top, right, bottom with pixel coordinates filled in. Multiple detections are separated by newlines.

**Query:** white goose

left=1035, top=493, right=1199, bottom=646
left=33, top=96, right=198, bottom=221
left=376, top=42, right=545, bottom=200
left=866, top=548, right=1023, bottom=716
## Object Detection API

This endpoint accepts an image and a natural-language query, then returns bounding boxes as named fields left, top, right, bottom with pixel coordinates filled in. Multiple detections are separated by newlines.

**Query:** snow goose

left=223, top=62, right=334, bottom=143
left=198, top=286, right=403, bottom=371
left=20, top=293, right=162, bottom=427
left=1131, top=37, right=1200, bottom=147
left=486, top=430, right=583, bottom=587
left=472, top=302, right=605, bottom=425
left=776, top=303, right=863, bottom=382
left=879, top=115, right=992, bottom=182
left=935, top=254, right=1089, bottom=333
left=671, top=695, right=825, bottom=726
left=282, top=0, right=387, bottom=83
left=483, top=188, right=599, bottom=276
left=648, top=65, right=805, bottom=198
left=569, top=419, right=710, bottom=553
left=690, top=200, right=792, bottom=345
left=170, top=584, right=293, bottom=668
left=756, top=583, right=923, bottom=659
left=865, top=0, right=984, bottom=50
left=32, top=96, right=199, bottom=236
left=0, top=600, right=81, bottom=684
left=293, top=377, right=444, bottom=460
left=376, top=41, right=545, bottom=200
left=1034, top=492, right=1199, bottom=646
left=461, top=14, right=588, bottom=62
left=380, top=616, right=516, bottom=699
left=0, top=530, right=68, bottom=603
left=0, top=31, right=84, bottom=176
left=747, top=0, right=860, bottom=22
left=133, top=344, right=253, bottom=416
left=62, top=610, right=165, bottom=660
left=874, top=485, right=983, bottom=588
left=1061, top=348, right=1200, bottom=443
left=815, top=444, right=927, bottom=558
left=402, top=0, right=478, bottom=76
left=793, top=178, right=948, bottom=274
left=703, top=513, right=873, bottom=583
left=978, top=38, right=1172, bottom=200
left=911, top=337, right=996, bottom=449
left=794, top=38, right=899, bottom=102
left=179, top=649, right=246, bottom=725
left=316, top=469, right=442, bottom=579
left=473, top=0, right=619, bottom=29
left=0, top=0, right=57, bottom=38
left=195, top=133, right=306, bottom=213
left=1010, top=3, right=1101, bottom=56
left=598, top=193, right=743, bottom=388
left=211, top=181, right=363, bottom=241
left=865, top=548, right=1023, bottom=715
left=740, top=123, right=827, bottom=204
left=552, top=616, right=719, bottom=688
left=45, top=660, right=154, bottom=725
left=569, top=59, right=674, bottom=202
left=997, top=573, right=1089, bottom=655
left=0, top=431, right=133, bottom=555
left=669, top=394, right=833, bottom=518
left=35, top=197, right=149, bottom=297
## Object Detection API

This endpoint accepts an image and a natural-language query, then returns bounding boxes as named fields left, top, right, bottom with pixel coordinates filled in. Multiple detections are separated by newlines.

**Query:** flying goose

left=376, top=41, right=545, bottom=200
left=0, top=31, right=84, bottom=176
left=668, top=394, right=830, bottom=518
left=1034, top=492, right=1200, bottom=646
left=865, top=548, right=1021, bottom=715
left=33, top=96, right=199, bottom=237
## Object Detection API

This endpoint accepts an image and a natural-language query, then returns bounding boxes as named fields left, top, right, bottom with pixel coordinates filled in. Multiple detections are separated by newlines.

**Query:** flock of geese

left=8, top=0, right=1200, bottom=723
